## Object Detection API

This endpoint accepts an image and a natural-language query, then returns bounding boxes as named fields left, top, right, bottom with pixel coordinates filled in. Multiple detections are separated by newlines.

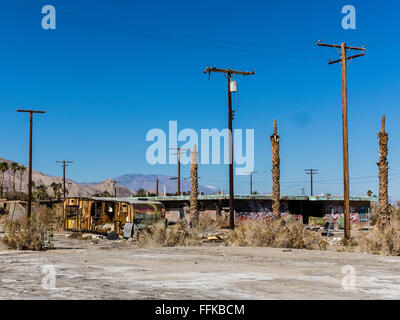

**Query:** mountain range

left=0, top=157, right=216, bottom=197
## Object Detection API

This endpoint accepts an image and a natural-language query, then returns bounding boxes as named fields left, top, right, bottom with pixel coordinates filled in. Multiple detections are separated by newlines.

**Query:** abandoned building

left=131, top=194, right=378, bottom=225
left=64, top=197, right=166, bottom=235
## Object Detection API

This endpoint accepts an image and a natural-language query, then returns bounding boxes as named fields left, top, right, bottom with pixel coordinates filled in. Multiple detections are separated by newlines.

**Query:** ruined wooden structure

left=64, top=197, right=165, bottom=235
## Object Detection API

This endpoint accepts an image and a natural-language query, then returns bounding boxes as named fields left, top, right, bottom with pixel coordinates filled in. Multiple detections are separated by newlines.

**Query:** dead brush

left=224, top=218, right=327, bottom=250
left=1, top=214, right=53, bottom=251
left=37, top=205, right=64, bottom=232
left=137, top=220, right=201, bottom=248
left=356, top=213, right=400, bottom=256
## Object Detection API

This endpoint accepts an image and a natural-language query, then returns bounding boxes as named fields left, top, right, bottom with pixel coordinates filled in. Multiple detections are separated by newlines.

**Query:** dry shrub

left=1, top=214, right=53, bottom=251
left=68, top=232, right=83, bottom=239
left=225, top=218, right=327, bottom=250
left=37, top=204, right=64, bottom=232
left=137, top=220, right=201, bottom=248
left=215, top=214, right=229, bottom=228
left=357, top=214, right=400, bottom=256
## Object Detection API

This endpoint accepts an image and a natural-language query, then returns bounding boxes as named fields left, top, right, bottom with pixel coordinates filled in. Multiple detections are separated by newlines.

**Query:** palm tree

left=35, top=184, right=49, bottom=200
left=0, top=161, right=9, bottom=197
left=10, top=162, right=19, bottom=193
left=18, top=164, right=26, bottom=193
left=50, top=182, right=57, bottom=199
left=135, top=188, right=147, bottom=197
left=50, top=182, right=62, bottom=200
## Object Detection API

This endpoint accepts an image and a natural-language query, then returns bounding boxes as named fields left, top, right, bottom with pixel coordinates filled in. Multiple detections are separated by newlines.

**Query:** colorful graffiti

left=325, top=213, right=359, bottom=224
left=236, top=200, right=288, bottom=221
left=235, top=200, right=302, bottom=221
left=324, top=204, right=368, bottom=224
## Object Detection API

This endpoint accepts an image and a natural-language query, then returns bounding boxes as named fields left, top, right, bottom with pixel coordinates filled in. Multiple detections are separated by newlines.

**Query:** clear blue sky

left=1, top=0, right=400, bottom=199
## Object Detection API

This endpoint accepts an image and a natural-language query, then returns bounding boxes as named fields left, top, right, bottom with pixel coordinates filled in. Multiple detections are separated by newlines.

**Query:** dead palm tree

left=269, top=120, right=280, bottom=217
left=377, top=115, right=390, bottom=228
left=10, top=162, right=19, bottom=193
left=190, top=144, right=199, bottom=224
left=0, top=161, right=9, bottom=197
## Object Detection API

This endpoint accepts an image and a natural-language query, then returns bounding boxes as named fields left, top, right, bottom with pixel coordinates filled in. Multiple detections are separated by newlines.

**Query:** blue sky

left=1, top=0, right=400, bottom=199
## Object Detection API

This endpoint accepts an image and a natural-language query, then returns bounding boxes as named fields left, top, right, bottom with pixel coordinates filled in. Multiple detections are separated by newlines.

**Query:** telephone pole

left=317, top=40, right=366, bottom=240
left=304, top=169, right=318, bottom=196
left=56, top=160, right=73, bottom=199
left=248, top=171, right=257, bottom=195
left=17, top=109, right=46, bottom=218
left=169, top=147, right=187, bottom=196
left=203, top=66, right=256, bottom=229
left=156, top=178, right=159, bottom=196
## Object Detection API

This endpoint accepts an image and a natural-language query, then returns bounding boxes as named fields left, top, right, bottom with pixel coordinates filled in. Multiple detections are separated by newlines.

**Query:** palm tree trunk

left=270, top=120, right=280, bottom=217
left=377, top=115, right=390, bottom=229
left=190, top=145, right=199, bottom=224
left=0, top=173, right=4, bottom=198
left=19, top=173, right=23, bottom=193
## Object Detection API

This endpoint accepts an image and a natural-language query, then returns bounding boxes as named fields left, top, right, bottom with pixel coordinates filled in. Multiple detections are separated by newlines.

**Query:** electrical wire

left=0, top=0, right=329, bottom=62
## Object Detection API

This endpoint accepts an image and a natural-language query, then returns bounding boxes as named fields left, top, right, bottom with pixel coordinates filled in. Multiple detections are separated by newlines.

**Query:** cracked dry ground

left=1, top=234, right=400, bottom=299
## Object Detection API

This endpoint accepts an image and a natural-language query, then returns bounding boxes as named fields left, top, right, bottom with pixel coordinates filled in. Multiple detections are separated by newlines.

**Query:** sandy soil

left=1, top=233, right=400, bottom=300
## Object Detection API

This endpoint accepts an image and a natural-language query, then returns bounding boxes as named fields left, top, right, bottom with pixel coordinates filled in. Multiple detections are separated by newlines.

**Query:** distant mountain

left=115, top=174, right=217, bottom=195
left=0, top=157, right=217, bottom=198
left=0, top=157, right=132, bottom=198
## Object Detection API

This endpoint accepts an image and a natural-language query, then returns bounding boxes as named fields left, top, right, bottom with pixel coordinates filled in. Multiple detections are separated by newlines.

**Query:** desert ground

left=0, top=233, right=400, bottom=300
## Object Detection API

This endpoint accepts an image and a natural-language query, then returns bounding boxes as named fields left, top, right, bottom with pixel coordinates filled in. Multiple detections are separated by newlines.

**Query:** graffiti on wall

left=235, top=200, right=301, bottom=221
left=235, top=200, right=286, bottom=220
left=324, top=204, right=368, bottom=224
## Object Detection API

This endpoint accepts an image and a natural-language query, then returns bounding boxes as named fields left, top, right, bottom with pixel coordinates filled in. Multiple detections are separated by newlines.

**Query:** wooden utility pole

left=17, top=109, right=46, bottom=218
left=249, top=171, right=257, bottom=195
left=377, top=115, right=389, bottom=228
left=190, top=144, right=199, bottom=223
left=170, top=147, right=187, bottom=196
left=156, top=178, right=159, bottom=196
left=56, top=160, right=73, bottom=199
left=304, top=169, right=318, bottom=196
left=203, top=66, right=256, bottom=229
left=317, top=41, right=366, bottom=240
left=270, top=120, right=280, bottom=217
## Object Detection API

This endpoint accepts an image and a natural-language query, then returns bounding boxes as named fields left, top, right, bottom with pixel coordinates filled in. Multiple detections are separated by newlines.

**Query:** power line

left=0, top=0, right=328, bottom=62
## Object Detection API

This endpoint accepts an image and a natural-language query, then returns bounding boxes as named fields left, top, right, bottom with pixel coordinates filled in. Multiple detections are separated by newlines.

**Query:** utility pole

left=304, top=169, right=318, bottom=196
left=317, top=41, right=366, bottom=240
left=203, top=66, right=256, bottom=229
left=170, top=147, right=187, bottom=195
left=56, top=160, right=73, bottom=199
left=248, top=171, right=258, bottom=195
left=156, top=178, right=159, bottom=197
left=17, top=109, right=46, bottom=218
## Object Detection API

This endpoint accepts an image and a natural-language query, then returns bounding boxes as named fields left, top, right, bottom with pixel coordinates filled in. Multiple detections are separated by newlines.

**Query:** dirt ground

left=1, top=233, right=400, bottom=300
